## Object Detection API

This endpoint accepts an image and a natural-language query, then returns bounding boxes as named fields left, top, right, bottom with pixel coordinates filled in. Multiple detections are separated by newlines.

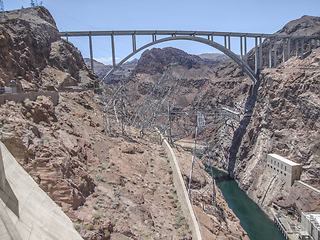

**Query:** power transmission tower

left=0, top=0, right=3, bottom=11
left=30, top=0, right=38, bottom=7
left=0, top=0, right=4, bottom=19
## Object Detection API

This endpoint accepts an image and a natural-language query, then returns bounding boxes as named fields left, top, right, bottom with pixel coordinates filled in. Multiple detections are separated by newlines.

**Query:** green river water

left=210, top=168, right=286, bottom=240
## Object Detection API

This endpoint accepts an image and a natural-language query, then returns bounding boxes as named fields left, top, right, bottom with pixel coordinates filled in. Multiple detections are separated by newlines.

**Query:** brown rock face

left=0, top=93, right=97, bottom=211
left=186, top=15, right=320, bottom=222
left=135, top=47, right=207, bottom=75
left=0, top=6, right=97, bottom=90
left=232, top=48, right=320, bottom=219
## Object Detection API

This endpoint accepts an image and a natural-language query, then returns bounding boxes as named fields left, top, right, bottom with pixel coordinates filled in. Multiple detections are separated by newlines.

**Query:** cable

left=44, top=2, right=99, bottom=31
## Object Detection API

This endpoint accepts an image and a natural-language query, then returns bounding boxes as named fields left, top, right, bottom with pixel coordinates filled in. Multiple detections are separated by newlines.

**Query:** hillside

left=234, top=48, right=320, bottom=218
left=122, top=15, right=320, bottom=223
left=204, top=15, right=320, bottom=220
left=0, top=6, right=249, bottom=240
left=2, top=5, right=320, bottom=239
left=84, top=58, right=138, bottom=82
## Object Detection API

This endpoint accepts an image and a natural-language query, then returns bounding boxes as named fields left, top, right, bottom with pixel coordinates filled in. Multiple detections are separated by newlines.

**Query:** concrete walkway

left=0, top=142, right=83, bottom=240
left=159, top=133, right=202, bottom=240
left=296, top=180, right=320, bottom=195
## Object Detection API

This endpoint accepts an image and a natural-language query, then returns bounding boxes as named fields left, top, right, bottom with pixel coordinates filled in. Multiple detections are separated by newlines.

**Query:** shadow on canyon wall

left=227, top=79, right=261, bottom=178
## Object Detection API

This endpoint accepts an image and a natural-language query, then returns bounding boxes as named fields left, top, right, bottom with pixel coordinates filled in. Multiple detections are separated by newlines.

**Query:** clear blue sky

left=4, top=0, right=320, bottom=65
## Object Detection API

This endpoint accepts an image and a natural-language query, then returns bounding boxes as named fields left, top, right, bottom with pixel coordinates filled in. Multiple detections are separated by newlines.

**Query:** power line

left=0, top=0, right=4, bottom=12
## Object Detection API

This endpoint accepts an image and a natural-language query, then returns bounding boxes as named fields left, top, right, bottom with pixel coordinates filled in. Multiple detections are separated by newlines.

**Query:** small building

left=266, top=153, right=302, bottom=186
left=301, top=212, right=320, bottom=240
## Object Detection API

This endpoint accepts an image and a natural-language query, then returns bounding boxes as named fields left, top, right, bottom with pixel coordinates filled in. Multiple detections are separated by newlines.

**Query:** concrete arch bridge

left=59, top=30, right=320, bottom=85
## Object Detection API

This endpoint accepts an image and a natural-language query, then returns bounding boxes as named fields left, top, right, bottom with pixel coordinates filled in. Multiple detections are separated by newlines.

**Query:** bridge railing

left=60, top=30, right=320, bottom=80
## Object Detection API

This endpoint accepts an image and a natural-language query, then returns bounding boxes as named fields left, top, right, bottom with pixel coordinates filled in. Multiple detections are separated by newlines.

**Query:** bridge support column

left=228, top=35, right=231, bottom=50
left=111, top=33, right=116, bottom=68
left=296, top=40, right=299, bottom=57
left=244, top=36, right=247, bottom=64
left=269, top=38, right=272, bottom=68
left=255, top=37, right=258, bottom=74
left=301, top=38, right=304, bottom=59
left=273, top=38, right=277, bottom=68
left=259, top=36, right=263, bottom=70
left=240, top=36, right=243, bottom=60
left=89, top=32, right=94, bottom=72
left=132, top=33, right=137, bottom=52
left=224, top=36, right=227, bottom=48
left=282, top=38, right=286, bottom=63
left=287, top=38, right=291, bottom=60
left=309, top=39, right=312, bottom=52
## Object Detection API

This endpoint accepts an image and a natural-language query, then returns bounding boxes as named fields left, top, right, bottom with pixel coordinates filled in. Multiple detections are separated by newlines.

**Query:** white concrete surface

left=159, top=133, right=202, bottom=240
left=0, top=142, right=83, bottom=240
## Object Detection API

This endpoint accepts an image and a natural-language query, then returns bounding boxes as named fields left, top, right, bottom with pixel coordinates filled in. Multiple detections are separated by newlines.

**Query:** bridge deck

left=60, top=30, right=320, bottom=40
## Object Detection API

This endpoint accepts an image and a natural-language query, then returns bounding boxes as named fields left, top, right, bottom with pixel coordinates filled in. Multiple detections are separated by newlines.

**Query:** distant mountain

left=198, top=53, right=230, bottom=66
left=84, top=58, right=138, bottom=81
left=134, top=47, right=208, bottom=75
left=84, top=51, right=230, bottom=83
left=277, top=15, right=320, bottom=35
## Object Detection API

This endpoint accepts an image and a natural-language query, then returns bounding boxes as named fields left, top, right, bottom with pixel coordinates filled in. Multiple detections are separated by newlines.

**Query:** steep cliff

left=211, top=15, right=320, bottom=220
left=0, top=6, right=251, bottom=240
left=233, top=48, right=320, bottom=219
left=0, top=6, right=97, bottom=90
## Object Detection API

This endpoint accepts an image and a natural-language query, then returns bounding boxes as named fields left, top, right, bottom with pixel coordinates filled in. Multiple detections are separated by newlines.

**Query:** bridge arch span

left=103, top=36, right=257, bottom=85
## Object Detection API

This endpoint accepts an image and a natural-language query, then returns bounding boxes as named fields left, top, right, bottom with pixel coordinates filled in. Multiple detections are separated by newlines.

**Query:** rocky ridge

left=0, top=6, right=97, bottom=91
left=234, top=48, right=320, bottom=219
left=201, top=15, right=320, bottom=220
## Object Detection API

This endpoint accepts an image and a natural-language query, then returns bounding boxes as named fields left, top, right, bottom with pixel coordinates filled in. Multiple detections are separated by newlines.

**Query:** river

left=210, top=168, right=286, bottom=240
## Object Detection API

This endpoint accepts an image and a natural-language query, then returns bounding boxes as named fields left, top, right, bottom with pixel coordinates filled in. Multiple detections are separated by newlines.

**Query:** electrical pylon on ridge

left=102, top=80, right=132, bottom=138
left=101, top=62, right=182, bottom=139
left=0, top=0, right=4, bottom=19
left=0, top=0, right=4, bottom=12
left=129, top=63, right=178, bottom=129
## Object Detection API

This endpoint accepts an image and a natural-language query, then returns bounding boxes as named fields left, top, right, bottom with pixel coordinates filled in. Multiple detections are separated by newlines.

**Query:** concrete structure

left=0, top=91, right=59, bottom=106
left=271, top=207, right=302, bottom=240
left=298, top=231, right=311, bottom=240
left=158, top=131, right=202, bottom=240
left=267, top=153, right=302, bottom=186
left=60, top=30, right=320, bottom=84
left=0, top=142, right=83, bottom=240
left=301, top=212, right=320, bottom=240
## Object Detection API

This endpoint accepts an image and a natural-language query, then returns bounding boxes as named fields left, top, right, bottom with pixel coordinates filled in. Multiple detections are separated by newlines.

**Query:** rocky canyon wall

left=232, top=48, right=320, bottom=219
left=0, top=6, right=97, bottom=91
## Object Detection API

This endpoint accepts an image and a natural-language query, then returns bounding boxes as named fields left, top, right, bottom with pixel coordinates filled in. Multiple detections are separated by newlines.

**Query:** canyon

left=1, top=5, right=320, bottom=240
